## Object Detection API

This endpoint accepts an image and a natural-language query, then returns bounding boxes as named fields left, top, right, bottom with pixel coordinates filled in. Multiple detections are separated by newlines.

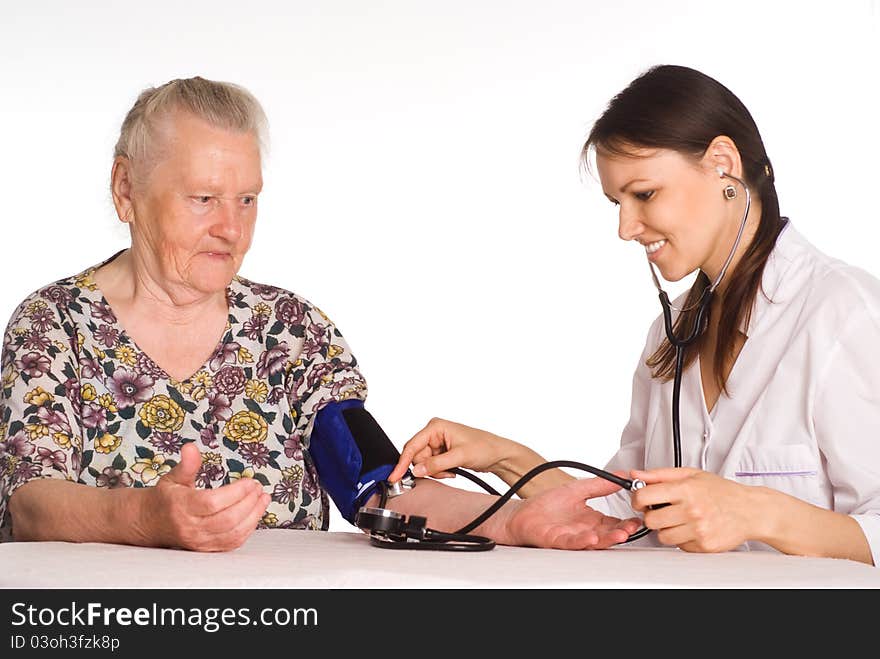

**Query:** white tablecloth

left=3, top=529, right=878, bottom=588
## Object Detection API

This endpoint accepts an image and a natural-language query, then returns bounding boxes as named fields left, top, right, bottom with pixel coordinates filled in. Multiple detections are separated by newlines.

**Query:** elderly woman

left=0, top=77, right=639, bottom=552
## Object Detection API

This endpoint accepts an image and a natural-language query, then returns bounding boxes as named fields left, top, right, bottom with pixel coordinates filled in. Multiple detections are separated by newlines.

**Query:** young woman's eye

left=634, top=191, right=654, bottom=201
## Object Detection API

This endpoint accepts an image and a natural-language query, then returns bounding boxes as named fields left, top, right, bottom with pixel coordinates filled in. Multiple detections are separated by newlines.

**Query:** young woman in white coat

left=390, top=64, right=880, bottom=566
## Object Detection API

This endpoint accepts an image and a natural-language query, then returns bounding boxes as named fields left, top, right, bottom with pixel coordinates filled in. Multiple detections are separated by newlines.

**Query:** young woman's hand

left=389, top=417, right=528, bottom=482
left=629, top=467, right=760, bottom=553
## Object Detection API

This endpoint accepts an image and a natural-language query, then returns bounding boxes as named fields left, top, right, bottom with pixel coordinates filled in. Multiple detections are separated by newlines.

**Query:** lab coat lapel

left=714, top=225, right=804, bottom=474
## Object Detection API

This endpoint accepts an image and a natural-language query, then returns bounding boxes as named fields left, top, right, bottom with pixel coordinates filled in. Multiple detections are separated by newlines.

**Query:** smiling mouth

left=644, top=239, right=666, bottom=254
left=642, top=239, right=668, bottom=262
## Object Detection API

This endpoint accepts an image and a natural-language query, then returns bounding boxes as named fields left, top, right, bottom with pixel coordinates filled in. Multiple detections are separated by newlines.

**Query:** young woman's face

left=596, top=146, right=736, bottom=283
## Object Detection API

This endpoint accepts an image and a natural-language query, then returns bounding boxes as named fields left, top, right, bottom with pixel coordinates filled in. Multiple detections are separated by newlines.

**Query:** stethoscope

left=357, top=168, right=751, bottom=549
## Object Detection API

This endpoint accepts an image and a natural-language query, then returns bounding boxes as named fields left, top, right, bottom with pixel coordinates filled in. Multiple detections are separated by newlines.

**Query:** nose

left=210, top=200, right=244, bottom=243
left=617, top=204, right=643, bottom=243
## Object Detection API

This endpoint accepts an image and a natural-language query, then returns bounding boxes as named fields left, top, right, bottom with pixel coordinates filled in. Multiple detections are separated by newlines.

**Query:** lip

left=204, top=252, right=231, bottom=258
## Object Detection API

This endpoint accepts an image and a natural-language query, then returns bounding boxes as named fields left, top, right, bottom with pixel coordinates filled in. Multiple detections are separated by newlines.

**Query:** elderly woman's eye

left=241, top=196, right=256, bottom=206
left=194, top=195, right=212, bottom=204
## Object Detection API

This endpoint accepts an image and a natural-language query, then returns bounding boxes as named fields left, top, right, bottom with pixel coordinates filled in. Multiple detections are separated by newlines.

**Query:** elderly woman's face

left=131, top=112, right=262, bottom=295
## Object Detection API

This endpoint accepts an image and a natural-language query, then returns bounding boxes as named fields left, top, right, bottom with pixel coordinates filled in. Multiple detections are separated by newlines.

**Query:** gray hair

left=113, top=76, right=268, bottom=181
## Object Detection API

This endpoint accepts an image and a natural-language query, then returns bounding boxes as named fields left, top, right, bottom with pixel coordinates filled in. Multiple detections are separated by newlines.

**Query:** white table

left=3, top=529, right=878, bottom=588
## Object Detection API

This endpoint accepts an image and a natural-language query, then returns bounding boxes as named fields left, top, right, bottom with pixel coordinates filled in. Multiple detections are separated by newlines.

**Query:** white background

left=2, top=1, right=878, bottom=531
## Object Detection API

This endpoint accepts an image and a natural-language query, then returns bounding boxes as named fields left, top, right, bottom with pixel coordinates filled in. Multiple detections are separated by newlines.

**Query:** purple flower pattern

left=79, top=357, right=102, bottom=379
left=238, top=441, right=271, bottom=468
left=255, top=343, right=289, bottom=379
left=107, top=367, right=155, bottom=408
left=149, top=432, right=183, bottom=454
left=95, top=466, right=133, bottom=489
left=242, top=315, right=268, bottom=340
left=3, top=432, right=34, bottom=458
left=93, top=324, right=119, bottom=348
left=207, top=391, right=232, bottom=422
left=22, top=331, right=51, bottom=352
left=199, top=427, right=219, bottom=449
left=29, top=308, right=55, bottom=333
left=36, top=447, right=66, bottom=471
left=213, top=366, right=247, bottom=397
left=135, top=352, right=168, bottom=379
left=275, top=296, right=305, bottom=326
left=89, top=301, right=116, bottom=324
left=15, top=352, right=51, bottom=377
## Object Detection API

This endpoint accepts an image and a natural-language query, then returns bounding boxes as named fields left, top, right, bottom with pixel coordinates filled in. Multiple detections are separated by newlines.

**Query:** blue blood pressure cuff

left=308, top=399, right=399, bottom=524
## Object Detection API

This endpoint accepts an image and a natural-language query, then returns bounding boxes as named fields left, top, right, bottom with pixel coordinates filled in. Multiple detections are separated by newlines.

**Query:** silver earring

left=723, top=185, right=737, bottom=200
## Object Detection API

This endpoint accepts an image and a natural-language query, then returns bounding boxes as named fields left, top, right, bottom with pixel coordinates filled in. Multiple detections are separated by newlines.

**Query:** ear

left=701, top=136, right=743, bottom=180
left=110, top=156, right=136, bottom=224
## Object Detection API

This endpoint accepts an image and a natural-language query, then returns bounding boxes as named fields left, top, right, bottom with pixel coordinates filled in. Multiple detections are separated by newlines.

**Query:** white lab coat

left=594, top=222, right=880, bottom=565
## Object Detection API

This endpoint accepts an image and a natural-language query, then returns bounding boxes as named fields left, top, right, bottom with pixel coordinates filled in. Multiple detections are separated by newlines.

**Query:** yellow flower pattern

left=95, top=432, right=122, bottom=454
left=202, top=452, right=223, bottom=465
left=114, top=345, right=137, bottom=366
left=131, top=454, right=172, bottom=484
left=1, top=367, right=17, bottom=390
left=97, top=394, right=118, bottom=413
left=25, top=301, right=48, bottom=316
left=24, top=387, right=54, bottom=406
left=193, top=371, right=213, bottom=388
left=244, top=380, right=268, bottom=403
left=138, top=395, right=185, bottom=432
left=25, top=424, right=48, bottom=440
left=223, top=410, right=268, bottom=443
left=229, top=466, right=256, bottom=480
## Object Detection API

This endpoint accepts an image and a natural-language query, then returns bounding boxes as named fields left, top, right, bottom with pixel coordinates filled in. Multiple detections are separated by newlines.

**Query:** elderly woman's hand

left=500, top=474, right=642, bottom=549
left=142, top=443, right=270, bottom=552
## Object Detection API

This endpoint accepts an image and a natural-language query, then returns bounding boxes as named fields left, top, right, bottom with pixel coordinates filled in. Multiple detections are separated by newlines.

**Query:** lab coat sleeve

left=812, top=306, right=880, bottom=567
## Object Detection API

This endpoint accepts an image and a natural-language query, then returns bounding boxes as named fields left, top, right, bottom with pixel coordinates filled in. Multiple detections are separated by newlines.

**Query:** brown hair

left=582, top=65, right=785, bottom=393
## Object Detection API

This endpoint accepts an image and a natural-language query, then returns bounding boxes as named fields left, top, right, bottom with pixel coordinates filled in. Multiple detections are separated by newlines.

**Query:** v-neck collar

left=81, top=250, right=236, bottom=384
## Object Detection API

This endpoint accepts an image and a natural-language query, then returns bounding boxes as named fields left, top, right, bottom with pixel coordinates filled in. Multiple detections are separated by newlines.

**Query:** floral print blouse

left=0, top=251, right=368, bottom=541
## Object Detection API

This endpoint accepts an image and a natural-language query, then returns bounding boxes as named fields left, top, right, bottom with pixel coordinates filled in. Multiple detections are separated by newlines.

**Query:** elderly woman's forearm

left=383, top=478, right=519, bottom=545
left=8, top=479, right=151, bottom=545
